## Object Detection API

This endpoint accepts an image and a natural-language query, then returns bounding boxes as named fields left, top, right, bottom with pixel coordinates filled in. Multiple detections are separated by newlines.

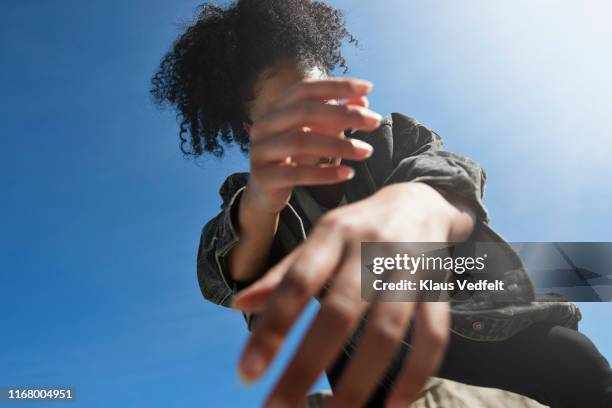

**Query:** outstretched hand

left=233, top=182, right=458, bottom=407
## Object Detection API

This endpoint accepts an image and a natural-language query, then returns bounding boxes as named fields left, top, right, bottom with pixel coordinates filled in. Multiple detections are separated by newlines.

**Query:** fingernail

left=350, top=139, right=373, bottom=157
left=239, top=349, right=266, bottom=383
left=361, top=95, right=370, bottom=109
left=238, top=369, right=254, bottom=385
left=337, top=166, right=355, bottom=179
left=354, top=79, right=373, bottom=93
left=363, top=110, right=382, bottom=126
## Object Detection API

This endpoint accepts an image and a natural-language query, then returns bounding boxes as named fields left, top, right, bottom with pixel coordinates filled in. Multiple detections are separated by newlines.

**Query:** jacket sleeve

left=196, top=172, right=250, bottom=308
left=196, top=171, right=286, bottom=330
left=382, top=112, right=490, bottom=223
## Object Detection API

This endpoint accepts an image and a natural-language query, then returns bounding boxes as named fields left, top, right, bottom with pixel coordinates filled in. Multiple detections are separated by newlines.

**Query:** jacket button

left=472, top=321, right=484, bottom=331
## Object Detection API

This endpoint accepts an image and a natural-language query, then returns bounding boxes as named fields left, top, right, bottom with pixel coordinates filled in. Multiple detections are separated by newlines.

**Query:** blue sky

left=1, top=1, right=610, bottom=406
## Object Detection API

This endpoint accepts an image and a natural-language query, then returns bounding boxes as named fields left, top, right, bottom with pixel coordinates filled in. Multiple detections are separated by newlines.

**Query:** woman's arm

left=227, top=78, right=381, bottom=284
left=227, top=184, right=280, bottom=284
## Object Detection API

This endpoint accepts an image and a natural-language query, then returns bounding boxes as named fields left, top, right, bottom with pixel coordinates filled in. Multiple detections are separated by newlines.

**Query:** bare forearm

left=228, top=184, right=280, bottom=284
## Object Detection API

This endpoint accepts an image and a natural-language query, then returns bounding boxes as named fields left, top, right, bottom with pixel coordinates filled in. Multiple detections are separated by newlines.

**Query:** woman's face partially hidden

left=244, top=59, right=343, bottom=166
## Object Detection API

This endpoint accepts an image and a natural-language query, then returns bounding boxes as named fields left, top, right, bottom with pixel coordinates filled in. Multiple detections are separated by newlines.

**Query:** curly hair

left=150, top=0, right=357, bottom=157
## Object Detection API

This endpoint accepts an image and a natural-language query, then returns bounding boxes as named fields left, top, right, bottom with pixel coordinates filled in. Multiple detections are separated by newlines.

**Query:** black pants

left=327, top=322, right=612, bottom=407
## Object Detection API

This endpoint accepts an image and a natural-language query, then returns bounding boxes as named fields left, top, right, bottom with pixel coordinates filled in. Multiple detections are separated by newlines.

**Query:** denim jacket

left=197, top=112, right=580, bottom=343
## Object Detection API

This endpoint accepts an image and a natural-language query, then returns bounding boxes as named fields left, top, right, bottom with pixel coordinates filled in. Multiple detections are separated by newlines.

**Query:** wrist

left=444, top=192, right=477, bottom=242
left=242, top=181, right=282, bottom=216
left=405, top=183, right=476, bottom=242
left=228, top=183, right=281, bottom=283
left=376, top=182, right=474, bottom=242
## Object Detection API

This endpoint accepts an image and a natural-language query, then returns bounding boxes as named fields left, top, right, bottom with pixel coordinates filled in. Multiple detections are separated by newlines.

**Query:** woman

left=151, top=1, right=612, bottom=406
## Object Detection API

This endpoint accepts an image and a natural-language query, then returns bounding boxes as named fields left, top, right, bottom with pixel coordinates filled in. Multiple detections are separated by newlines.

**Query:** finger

left=253, top=162, right=355, bottom=188
left=289, top=127, right=348, bottom=166
left=232, top=246, right=303, bottom=312
left=275, top=77, right=373, bottom=109
left=250, top=102, right=382, bottom=140
left=327, top=301, right=416, bottom=408
left=238, top=225, right=345, bottom=383
left=265, top=244, right=367, bottom=407
left=343, top=95, right=369, bottom=109
left=251, top=131, right=373, bottom=164
left=386, top=302, right=450, bottom=408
